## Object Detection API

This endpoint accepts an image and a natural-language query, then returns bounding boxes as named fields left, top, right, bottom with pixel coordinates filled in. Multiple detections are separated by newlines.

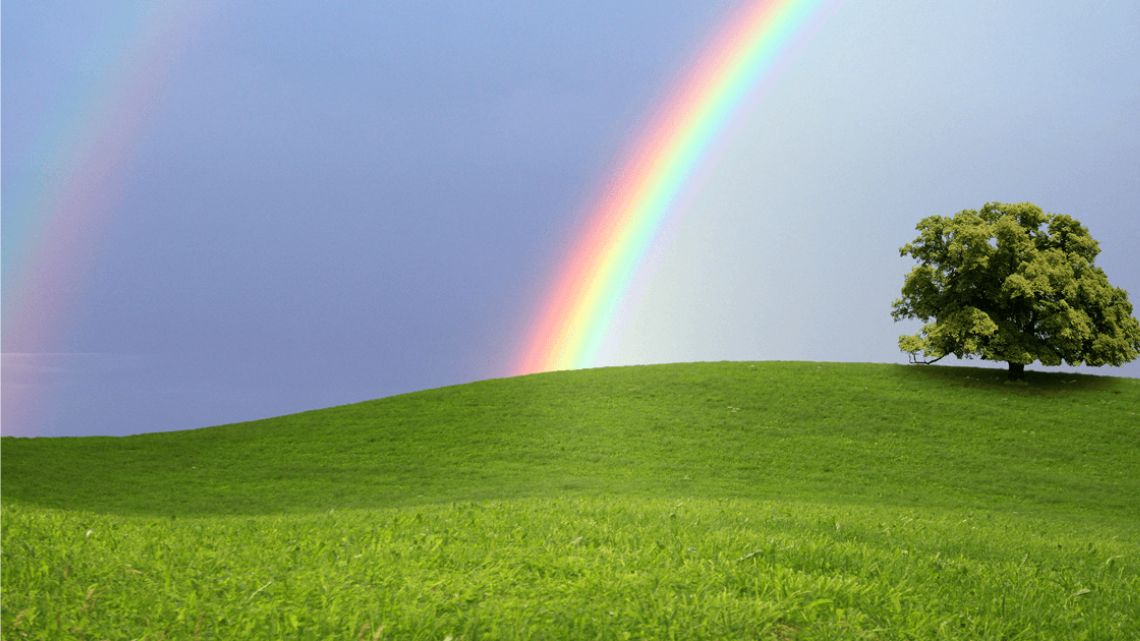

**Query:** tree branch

left=907, top=352, right=950, bottom=365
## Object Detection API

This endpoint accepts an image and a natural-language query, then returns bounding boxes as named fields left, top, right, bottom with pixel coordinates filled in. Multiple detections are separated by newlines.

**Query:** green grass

left=3, top=362, right=1139, bottom=639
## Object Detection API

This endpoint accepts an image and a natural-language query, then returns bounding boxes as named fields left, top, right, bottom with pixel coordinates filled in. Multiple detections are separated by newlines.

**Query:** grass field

left=3, top=361, right=1138, bottom=639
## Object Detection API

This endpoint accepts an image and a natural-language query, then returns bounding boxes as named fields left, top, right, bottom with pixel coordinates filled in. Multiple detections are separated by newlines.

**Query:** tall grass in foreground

left=3, top=362, right=1139, bottom=639
left=4, top=498, right=1136, bottom=640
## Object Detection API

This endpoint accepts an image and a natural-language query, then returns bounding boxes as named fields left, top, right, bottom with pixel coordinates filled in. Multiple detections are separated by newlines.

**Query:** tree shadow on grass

left=893, top=362, right=1123, bottom=395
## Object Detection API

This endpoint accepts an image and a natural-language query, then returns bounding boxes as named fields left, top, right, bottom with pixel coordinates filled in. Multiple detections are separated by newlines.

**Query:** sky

left=3, top=0, right=1139, bottom=437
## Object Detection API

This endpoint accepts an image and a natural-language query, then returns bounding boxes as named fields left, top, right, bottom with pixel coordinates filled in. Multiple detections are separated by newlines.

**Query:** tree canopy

left=892, top=202, right=1140, bottom=379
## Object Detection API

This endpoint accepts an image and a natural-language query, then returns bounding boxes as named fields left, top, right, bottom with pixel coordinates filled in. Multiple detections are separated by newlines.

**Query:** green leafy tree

left=892, top=202, right=1140, bottom=380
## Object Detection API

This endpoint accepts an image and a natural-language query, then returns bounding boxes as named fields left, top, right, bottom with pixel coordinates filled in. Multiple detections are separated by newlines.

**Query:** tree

left=892, top=202, right=1140, bottom=380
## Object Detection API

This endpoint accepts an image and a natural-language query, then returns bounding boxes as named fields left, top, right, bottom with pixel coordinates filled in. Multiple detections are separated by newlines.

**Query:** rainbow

left=516, top=0, right=830, bottom=374
left=1, top=2, right=208, bottom=356
left=2, top=3, right=209, bottom=435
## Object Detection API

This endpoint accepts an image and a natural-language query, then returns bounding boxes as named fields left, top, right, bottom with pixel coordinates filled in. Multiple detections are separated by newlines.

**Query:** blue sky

left=3, top=1, right=1139, bottom=436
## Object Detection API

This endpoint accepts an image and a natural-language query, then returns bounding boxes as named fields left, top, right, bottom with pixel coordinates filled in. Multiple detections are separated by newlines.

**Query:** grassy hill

left=3, top=362, right=1138, bottom=639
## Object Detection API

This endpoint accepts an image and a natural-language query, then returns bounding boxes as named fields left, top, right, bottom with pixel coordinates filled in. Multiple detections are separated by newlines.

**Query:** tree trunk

left=1007, top=362, right=1025, bottom=381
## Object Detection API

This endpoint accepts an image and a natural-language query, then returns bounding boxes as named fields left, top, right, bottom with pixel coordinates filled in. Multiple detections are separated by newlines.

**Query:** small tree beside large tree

left=892, top=202, right=1140, bottom=380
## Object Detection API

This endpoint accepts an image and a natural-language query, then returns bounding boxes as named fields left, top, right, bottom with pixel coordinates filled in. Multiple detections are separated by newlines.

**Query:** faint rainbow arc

left=1, top=2, right=209, bottom=355
left=1, top=2, right=210, bottom=436
left=517, top=0, right=829, bottom=374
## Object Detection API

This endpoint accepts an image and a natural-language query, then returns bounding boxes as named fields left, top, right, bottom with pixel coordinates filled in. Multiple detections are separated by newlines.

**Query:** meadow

left=2, top=362, right=1138, bottom=639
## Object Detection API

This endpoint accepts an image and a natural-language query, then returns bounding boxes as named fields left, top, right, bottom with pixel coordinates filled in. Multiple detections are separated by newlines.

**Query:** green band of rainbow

left=517, top=0, right=829, bottom=374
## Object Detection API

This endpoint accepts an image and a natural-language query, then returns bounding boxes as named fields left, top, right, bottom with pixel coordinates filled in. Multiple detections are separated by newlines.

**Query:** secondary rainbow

left=2, top=2, right=207, bottom=355
left=2, top=2, right=208, bottom=435
left=516, top=0, right=829, bottom=374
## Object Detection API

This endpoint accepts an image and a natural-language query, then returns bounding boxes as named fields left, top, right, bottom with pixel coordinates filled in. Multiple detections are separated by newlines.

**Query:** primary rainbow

left=516, top=0, right=829, bottom=374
